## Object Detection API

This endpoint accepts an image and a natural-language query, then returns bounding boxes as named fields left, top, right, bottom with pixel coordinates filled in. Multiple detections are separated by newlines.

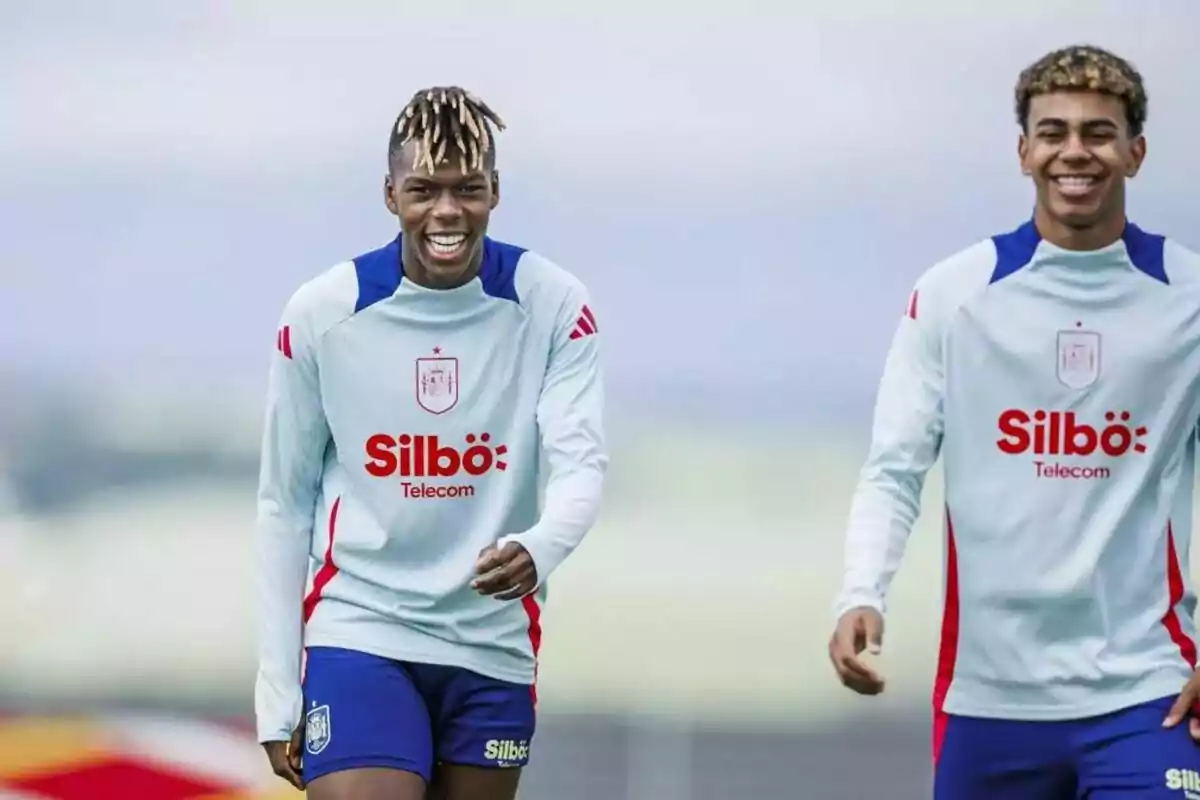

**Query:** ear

left=1018, top=134, right=1032, bottom=176
left=383, top=173, right=399, bottom=216
left=1127, top=134, right=1146, bottom=178
left=490, top=170, right=501, bottom=210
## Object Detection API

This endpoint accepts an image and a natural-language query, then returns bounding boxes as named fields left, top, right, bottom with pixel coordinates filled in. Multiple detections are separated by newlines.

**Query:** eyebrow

left=1035, top=117, right=1120, bottom=130
left=402, top=173, right=487, bottom=187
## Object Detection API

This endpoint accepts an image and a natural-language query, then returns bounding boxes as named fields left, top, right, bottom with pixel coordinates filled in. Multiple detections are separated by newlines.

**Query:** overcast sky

left=3, top=1, right=1196, bottom=419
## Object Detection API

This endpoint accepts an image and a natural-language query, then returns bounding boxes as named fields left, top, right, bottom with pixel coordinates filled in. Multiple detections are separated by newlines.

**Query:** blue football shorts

left=935, top=694, right=1200, bottom=798
left=300, top=646, right=536, bottom=785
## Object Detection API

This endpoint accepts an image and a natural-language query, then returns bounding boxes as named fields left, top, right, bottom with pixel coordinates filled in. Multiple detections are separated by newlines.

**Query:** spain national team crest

left=1056, top=329, right=1101, bottom=389
left=306, top=704, right=331, bottom=755
left=416, top=347, right=459, bottom=415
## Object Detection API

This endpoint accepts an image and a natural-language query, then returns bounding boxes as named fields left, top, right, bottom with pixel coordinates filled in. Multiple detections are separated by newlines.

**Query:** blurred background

left=3, top=2, right=1198, bottom=798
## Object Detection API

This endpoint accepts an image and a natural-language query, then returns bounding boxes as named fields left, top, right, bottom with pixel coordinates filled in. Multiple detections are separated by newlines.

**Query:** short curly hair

left=1015, top=44, right=1148, bottom=137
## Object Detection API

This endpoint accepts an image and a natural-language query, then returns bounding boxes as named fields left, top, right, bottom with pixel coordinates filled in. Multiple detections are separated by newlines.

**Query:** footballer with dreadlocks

left=254, top=86, right=607, bottom=800
left=830, top=44, right=1200, bottom=798
left=385, top=87, right=506, bottom=289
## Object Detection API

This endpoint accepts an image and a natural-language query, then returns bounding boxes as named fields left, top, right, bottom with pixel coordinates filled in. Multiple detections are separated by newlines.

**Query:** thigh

left=416, top=665, right=535, bottom=800
left=307, top=767, right=425, bottom=800
left=428, top=764, right=523, bottom=800
left=1076, top=695, right=1200, bottom=799
left=301, top=646, right=435, bottom=790
left=935, top=714, right=1077, bottom=800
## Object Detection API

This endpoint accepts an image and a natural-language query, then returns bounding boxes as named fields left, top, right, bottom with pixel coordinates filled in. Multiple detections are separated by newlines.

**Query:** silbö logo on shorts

left=484, top=738, right=529, bottom=766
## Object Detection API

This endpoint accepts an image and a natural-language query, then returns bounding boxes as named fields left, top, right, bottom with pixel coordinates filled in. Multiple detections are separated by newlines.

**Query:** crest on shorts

left=305, top=704, right=331, bottom=755
left=1056, top=329, right=1101, bottom=389
left=416, top=347, right=459, bottom=415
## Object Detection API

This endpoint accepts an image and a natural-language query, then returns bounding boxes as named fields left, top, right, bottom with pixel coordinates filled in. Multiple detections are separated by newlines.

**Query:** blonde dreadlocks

left=388, top=86, right=506, bottom=175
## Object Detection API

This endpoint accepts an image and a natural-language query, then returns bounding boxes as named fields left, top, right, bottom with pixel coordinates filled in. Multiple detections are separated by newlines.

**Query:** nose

left=1060, top=132, right=1091, bottom=161
left=431, top=189, right=462, bottom=221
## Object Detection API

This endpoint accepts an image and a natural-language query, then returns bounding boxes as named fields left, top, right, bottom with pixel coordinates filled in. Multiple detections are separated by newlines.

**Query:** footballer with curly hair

left=831, top=44, right=1200, bottom=797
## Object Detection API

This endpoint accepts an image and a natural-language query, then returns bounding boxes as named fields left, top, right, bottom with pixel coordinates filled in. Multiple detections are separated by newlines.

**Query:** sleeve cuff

left=832, top=592, right=886, bottom=622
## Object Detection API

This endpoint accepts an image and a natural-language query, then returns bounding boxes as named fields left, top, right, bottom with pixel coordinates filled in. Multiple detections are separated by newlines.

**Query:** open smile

left=1050, top=174, right=1104, bottom=199
left=424, top=232, right=469, bottom=259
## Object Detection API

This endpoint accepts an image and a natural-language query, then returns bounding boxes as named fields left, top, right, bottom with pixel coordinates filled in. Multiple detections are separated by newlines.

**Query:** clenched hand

left=828, top=606, right=887, bottom=696
left=263, top=726, right=304, bottom=790
left=473, top=542, right=537, bottom=600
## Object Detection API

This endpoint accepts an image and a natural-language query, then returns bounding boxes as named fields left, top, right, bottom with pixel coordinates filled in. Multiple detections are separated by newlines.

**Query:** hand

left=828, top=606, right=886, bottom=696
left=263, top=725, right=304, bottom=790
left=1162, top=671, right=1200, bottom=741
left=472, top=541, right=537, bottom=600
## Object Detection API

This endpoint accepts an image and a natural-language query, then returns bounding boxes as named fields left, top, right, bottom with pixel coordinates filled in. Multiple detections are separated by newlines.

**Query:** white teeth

left=426, top=233, right=467, bottom=256
left=1055, top=176, right=1097, bottom=187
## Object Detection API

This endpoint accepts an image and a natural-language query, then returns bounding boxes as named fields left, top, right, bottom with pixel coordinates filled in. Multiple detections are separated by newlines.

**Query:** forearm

left=500, top=456, right=605, bottom=584
left=254, top=502, right=313, bottom=741
left=834, top=464, right=926, bottom=618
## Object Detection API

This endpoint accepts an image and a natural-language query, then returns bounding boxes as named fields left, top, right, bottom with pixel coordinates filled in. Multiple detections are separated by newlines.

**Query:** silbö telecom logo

left=996, top=408, right=1147, bottom=479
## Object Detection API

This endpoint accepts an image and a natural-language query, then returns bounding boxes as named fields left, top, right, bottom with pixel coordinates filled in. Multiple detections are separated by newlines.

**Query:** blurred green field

left=1, top=424, right=954, bottom=725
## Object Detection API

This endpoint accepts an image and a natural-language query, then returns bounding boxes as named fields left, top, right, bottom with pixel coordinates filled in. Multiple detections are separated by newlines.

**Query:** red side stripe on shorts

left=302, top=497, right=341, bottom=624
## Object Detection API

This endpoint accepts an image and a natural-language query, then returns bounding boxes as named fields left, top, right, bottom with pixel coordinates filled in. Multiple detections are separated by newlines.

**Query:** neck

left=1033, top=205, right=1126, bottom=252
left=400, top=238, right=484, bottom=289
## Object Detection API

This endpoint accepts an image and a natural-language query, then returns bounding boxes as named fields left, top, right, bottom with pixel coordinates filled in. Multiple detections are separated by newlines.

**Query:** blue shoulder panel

left=353, top=236, right=403, bottom=313
left=1122, top=222, right=1168, bottom=285
left=989, top=220, right=1042, bottom=284
left=478, top=237, right=526, bottom=303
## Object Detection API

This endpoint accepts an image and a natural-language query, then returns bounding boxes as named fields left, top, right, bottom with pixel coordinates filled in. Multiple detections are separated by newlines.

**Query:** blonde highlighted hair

left=388, top=86, right=506, bottom=174
left=1015, top=44, right=1148, bottom=136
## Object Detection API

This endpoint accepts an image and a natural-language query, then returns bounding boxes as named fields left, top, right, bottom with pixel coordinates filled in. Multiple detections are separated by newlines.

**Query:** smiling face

left=1019, top=90, right=1145, bottom=239
left=384, top=139, right=500, bottom=289
left=1011, top=45, right=1149, bottom=250
left=382, top=86, right=507, bottom=289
